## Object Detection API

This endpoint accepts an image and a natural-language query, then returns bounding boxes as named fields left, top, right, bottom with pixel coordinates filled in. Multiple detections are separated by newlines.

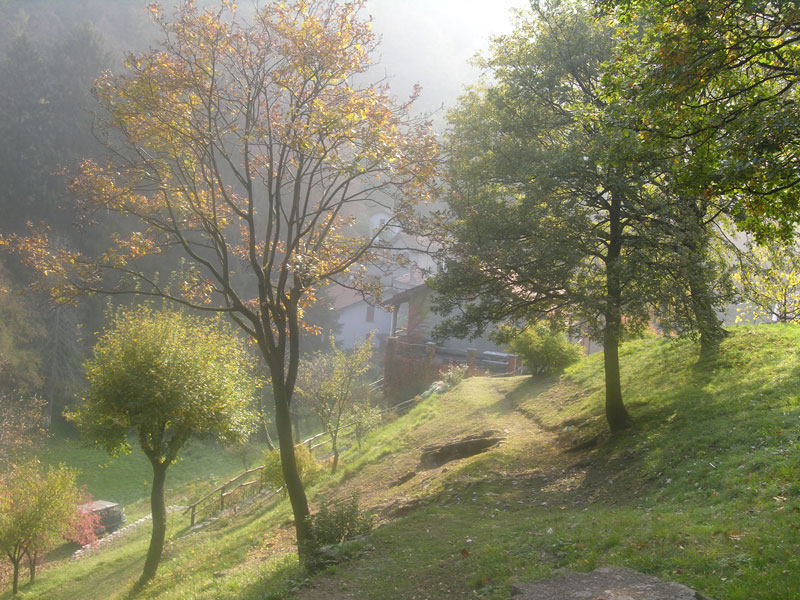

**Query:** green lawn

left=5, top=324, right=800, bottom=599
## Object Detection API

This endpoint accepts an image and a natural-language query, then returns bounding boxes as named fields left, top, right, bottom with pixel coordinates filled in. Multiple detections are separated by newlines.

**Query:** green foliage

left=0, top=392, right=45, bottom=472
left=307, top=495, right=373, bottom=547
left=350, top=399, right=382, bottom=450
left=0, top=261, right=44, bottom=398
left=0, top=461, right=83, bottom=593
left=495, top=324, right=583, bottom=375
left=295, top=335, right=374, bottom=472
left=72, top=306, right=257, bottom=464
left=733, top=237, right=800, bottom=323
left=603, top=0, right=800, bottom=240
left=71, top=306, right=258, bottom=583
left=261, top=446, right=322, bottom=493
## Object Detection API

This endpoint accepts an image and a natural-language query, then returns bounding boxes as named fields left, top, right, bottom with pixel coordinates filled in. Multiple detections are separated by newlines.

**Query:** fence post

left=467, top=348, right=477, bottom=371
left=384, top=336, right=398, bottom=393
left=425, top=341, right=436, bottom=379
left=507, top=354, right=517, bottom=374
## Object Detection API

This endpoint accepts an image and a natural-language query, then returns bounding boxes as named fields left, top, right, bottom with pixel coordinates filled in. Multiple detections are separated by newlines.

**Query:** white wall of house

left=334, top=301, right=393, bottom=349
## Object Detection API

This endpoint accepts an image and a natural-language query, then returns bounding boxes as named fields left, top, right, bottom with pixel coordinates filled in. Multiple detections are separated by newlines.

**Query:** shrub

left=261, top=445, right=323, bottom=493
left=307, top=495, right=373, bottom=547
left=440, top=362, right=469, bottom=387
left=499, top=323, right=582, bottom=375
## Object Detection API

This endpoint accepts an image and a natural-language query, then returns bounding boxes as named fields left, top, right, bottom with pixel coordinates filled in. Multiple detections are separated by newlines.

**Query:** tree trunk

left=139, top=461, right=169, bottom=586
left=604, top=191, right=631, bottom=433
left=331, top=435, right=339, bottom=474
left=11, top=556, right=20, bottom=595
left=689, top=269, right=724, bottom=362
left=273, top=382, right=312, bottom=560
left=603, top=315, right=629, bottom=432
left=28, top=550, right=37, bottom=583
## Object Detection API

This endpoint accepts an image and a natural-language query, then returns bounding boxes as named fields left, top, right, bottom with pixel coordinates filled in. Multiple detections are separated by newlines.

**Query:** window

left=366, top=304, right=375, bottom=323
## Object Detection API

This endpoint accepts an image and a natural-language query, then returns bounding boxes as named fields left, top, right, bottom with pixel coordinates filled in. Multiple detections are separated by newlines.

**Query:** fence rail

left=182, top=465, right=267, bottom=526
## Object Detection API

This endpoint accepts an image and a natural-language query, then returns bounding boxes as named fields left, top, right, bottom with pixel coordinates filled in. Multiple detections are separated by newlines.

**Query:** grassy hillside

left=4, top=325, right=800, bottom=599
left=38, top=433, right=251, bottom=507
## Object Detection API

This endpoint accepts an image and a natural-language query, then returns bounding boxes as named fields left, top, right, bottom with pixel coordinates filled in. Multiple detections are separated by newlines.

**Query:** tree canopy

left=73, top=306, right=256, bottom=584
left=432, top=1, right=672, bottom=430
left=0, top=462, right=85, bottom=595
left=601, top=0, right=800, bottom=239
left=2, top=0, right=438, bottom=558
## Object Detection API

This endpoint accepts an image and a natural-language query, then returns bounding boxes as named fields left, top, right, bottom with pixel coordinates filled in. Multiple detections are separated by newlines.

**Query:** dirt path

left=297, top=376, right=587, bottom=600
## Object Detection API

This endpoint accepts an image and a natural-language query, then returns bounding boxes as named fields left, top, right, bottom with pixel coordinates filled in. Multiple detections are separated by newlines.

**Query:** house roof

left=387, top=282, right=428, bottom=306
left=326, top=285, right=366, bottom=311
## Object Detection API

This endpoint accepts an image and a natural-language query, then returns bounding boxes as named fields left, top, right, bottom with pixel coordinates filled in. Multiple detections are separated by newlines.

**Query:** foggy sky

left=365, top=0, right=529, bottom=119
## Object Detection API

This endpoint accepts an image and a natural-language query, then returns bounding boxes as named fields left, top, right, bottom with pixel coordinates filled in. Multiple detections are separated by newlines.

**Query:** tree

left=71, top=306, right=256, bottom=585
left=601, top=0, right=800, bottom=240
left=0, top=262, right=46, bottom=470
left=0, top=260, right=44, bottom=399
left=295, top=334, right=373, bottom=473
left=0, top=393, right=44, bottom=473
left=0, top=462, right=84, bottom=595
left=1, top=0, right=437, bottom=558
left=431, top=1, right=673, bottom=431
left=733, top=237, right=800, bottom=323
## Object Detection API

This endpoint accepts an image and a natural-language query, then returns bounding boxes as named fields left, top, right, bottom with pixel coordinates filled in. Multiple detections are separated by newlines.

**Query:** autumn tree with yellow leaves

left=2, top=0, right=438, bottom=562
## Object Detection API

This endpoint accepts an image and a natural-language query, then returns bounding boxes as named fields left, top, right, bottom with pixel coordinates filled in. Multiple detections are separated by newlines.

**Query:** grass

left=38, top=430, right=250, bottom=507
left=5, top=324, right=800, bottom=599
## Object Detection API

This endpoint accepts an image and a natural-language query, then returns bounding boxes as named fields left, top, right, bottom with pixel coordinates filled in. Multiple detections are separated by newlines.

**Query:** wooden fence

left=183, top=465, right=267, bottom=526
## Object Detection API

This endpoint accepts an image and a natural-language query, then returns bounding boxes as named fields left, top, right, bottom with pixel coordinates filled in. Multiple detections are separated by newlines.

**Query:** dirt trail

left=298, top=376, right=590, bottom=600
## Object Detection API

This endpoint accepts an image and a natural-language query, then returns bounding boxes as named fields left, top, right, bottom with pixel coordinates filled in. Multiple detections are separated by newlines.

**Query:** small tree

left=350, top=397, right=382, bottom=450
left=0, top=461, right=84, bottom=595
left=71, top=307, right=256, bottom=585
left=0, top=393, right=45, bottom=473
left=295, top=335, right=373, bottom=474
left=733, top=238, right=800, bottom=324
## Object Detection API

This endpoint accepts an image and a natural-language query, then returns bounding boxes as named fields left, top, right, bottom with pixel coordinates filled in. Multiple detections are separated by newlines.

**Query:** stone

left=419, top=430, right=504, bottom=468
left=390, top=471, right=417, bottom=487
left=510, top=566, right=710, bottom=600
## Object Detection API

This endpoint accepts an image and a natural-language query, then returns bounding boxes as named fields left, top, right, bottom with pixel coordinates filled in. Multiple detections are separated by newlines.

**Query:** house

left=327, top=270, right=425, bottom=350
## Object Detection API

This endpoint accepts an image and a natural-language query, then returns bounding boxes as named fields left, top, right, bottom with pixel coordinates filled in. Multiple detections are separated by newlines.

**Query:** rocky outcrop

left=419, top=430, right=504, bottom=468
left=510, top=566, right=711, bottom=600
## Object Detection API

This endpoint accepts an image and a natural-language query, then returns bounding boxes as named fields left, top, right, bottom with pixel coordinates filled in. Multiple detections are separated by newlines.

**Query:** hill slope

left=5, top=325, right=800, bottom=599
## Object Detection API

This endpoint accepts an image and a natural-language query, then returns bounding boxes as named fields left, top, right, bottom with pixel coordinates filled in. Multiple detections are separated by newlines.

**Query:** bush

left=499, top=323, right=583, bottom=375
left=307, top=495, right=373, bottom=547
left=440, top=362, right=469, bottom=387
left=261, top=445, right=323, bottom=493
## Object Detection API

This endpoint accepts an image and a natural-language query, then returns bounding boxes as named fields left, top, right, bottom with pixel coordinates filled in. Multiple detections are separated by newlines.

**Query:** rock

left=380, top=496, right=426, bottom=517
left=419, top=430, right=504, bottom=468
left=510, top=566, right=711, bottom=600
left=390, top=471, right=417, bottom=487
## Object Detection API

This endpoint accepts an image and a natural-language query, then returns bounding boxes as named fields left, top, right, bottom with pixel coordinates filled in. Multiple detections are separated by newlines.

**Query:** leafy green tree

left=0, top=261, right=43, bottom=398
left=733, top=238, right=800, bottom=323
left=0, top=462, right=83, bottom=595
left=0, top=393, right=44, bottom=474
left=431, top=1, right=673, bottom=431
left=601, top=0, right=800, bottom=240
left=71, top=307, right=256, bottom=585
left=295, top=335, right=373, bottom=473
left=350, top=398, right=382, bottom=451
